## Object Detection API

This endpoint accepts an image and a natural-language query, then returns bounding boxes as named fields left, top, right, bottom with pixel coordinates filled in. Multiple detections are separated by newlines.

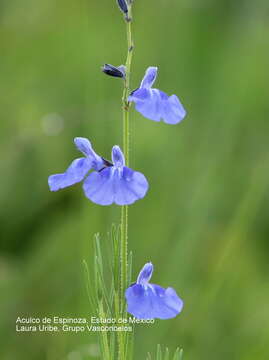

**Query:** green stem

left=119, top=7, right=134, bottom=360
left=123, top=18, right=133, bottom=165
left=120, top=10, right=133, bottom=304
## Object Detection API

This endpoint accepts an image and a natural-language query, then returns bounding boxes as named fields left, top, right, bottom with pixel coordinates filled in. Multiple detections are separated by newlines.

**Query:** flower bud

left=102, top=64, right=126, bottom=78
left=117, top=0, right=128, bottom=14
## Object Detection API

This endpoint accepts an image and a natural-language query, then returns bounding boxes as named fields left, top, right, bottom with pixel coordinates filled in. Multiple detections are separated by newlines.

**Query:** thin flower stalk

left=120, top=4, right=134, bottom=310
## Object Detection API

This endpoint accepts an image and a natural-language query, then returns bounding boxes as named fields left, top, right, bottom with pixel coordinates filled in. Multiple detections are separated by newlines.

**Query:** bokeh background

left=1, top=0, right=269, bottom=359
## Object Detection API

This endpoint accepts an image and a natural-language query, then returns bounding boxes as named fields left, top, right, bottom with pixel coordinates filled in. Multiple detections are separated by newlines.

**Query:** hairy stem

left=120, top=10, right=133, bottom=304
left=119, top=6, right=134, bottom=360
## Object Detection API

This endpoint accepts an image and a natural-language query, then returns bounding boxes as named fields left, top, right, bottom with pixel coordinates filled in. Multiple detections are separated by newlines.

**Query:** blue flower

left=48, top=137, right=149, bottom=206
left=125, top=262, right=183, bottom=319
left=128, top=67, right=186, bottom=124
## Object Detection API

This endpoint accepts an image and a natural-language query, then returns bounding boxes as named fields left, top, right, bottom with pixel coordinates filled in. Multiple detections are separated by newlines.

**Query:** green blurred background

left=1, top=0, right=269, bottom=359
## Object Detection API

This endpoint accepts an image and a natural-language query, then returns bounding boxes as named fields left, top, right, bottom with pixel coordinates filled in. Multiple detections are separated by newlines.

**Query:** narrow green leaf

left=127, top=250, right=133, bottom=285
left=173, top=348, right=183, bottom=360
left=94, top=235, right=112, bottom=314
left=157, top=344, right=162, bottom=360
left=164, top=347, right=169, bottom=360
left=98, top=301, right=111, bottom=360
left=109, top=280, right=115, bottom=310
left=109, top=329, right=115, bottom=360
left=94, top=254, right=99, bottom=299
left=127, top=329, right=134, bottom=360
left=95, top=234, right=104, bottom=276
left=125, top=322, right=134, bottom=360
left=112, top=224, right=120, bottom=293
left=82, top=260, right=96, bottom=310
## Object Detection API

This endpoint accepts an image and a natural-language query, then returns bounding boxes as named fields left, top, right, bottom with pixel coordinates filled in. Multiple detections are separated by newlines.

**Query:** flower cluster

left=49, top=65, right=186, bottom=208
left=48, top=1, right=186, bottom=321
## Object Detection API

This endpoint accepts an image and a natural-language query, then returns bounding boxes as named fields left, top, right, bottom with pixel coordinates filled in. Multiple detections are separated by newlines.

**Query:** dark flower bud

left=117, top=0, right=128, bottom=14
left=102, top=64, right=126, bottom=78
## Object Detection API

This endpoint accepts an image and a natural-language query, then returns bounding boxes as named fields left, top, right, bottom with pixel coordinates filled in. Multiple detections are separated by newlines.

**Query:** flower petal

left=48, top=157, right=92, bottom=191
left=129, top=88, right=162, bottom=122
left=137, top=263, right=153, bottom=285
left=112, top=145, right=125, bottom=167
left=125, top=283, right=183, bottom=320
left=140, top=67, right=158, bottom=89
left=161, top=94, right=186, bottom=124
left=114, top=167, right=149, bottom=205
left=74, top=137, right=104, bottom=170
left=74, top=137, right=94, bottom=156
left=83, top=167, right=115, bottom=205
left=129, top=88, right=186, bottom=124
left=83, top=166, right=148, bottom=206
left=129, top=88, right=151, bottom=102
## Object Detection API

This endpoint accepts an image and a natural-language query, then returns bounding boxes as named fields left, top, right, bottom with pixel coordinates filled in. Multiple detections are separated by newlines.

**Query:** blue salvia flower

left=128, top=67, right=186, bottom=124
left=125, top=262, right=183, bottom=319
left=48, top=137, right=103, bottom=191
left=48, top=137, right=148, bottom=206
